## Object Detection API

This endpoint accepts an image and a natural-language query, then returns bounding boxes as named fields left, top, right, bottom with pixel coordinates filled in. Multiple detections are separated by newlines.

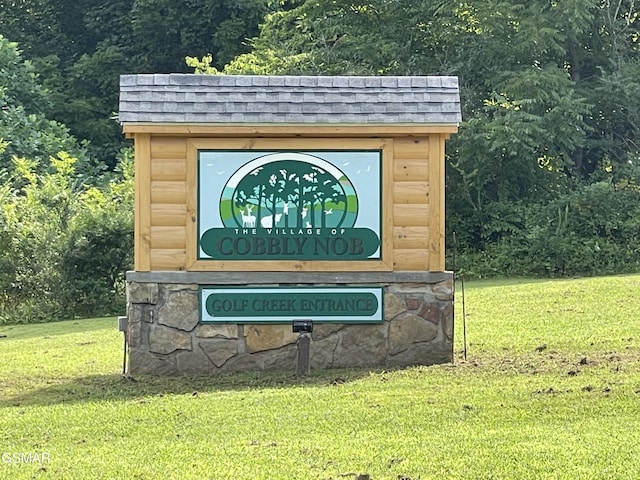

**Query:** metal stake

left=296, top=333, right=311, bottom=378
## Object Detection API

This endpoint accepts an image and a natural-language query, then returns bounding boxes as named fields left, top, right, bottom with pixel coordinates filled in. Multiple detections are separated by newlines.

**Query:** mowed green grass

left=1, top=275, right=640, bottom=479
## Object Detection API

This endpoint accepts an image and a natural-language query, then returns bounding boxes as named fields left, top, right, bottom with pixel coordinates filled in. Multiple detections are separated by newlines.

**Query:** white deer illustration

left=261, top=213, right=282, bottom=228
left=241, top=205, right=256, bottom=227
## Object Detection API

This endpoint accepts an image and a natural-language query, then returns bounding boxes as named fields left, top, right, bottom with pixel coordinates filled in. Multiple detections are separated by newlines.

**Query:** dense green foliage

left=0, top=0, right=270, bottom=165
left=0, top=36, right=133, bottom=324
left=0, top=147, right=133, bottom=324
left=0, top=1, right=639, bottom=322
left=220, top=0, right=640, bottom=278
left=456, top=182, right=640, bottom=277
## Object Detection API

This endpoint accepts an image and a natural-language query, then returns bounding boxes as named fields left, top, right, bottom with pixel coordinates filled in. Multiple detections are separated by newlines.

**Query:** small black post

left=117, top=316, right=129, bottom=376
left=292, top=320, right=313, bottom=378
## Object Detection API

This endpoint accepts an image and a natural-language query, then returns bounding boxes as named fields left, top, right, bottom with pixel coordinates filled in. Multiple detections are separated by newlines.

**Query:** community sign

left=198, top=150, right=382, bottom=261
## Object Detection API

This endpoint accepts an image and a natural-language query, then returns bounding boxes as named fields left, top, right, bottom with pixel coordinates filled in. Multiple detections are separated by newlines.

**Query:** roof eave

left=121, top=122, right=460, bottom=137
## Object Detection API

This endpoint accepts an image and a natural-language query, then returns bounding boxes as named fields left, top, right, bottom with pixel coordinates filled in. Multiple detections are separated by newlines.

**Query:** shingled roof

left=118, top=74, right=461, bottom=125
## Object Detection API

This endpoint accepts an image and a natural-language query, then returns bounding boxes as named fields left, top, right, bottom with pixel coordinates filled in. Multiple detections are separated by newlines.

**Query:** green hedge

left=451, top=182, right=640, bottom=278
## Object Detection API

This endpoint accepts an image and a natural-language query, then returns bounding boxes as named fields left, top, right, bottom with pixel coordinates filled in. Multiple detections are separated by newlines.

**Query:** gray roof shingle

left=118, top=74, right=461, bottom=125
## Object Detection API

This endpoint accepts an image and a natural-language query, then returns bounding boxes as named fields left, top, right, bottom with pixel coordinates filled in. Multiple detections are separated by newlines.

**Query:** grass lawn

left=1, top=274, right=640, bottom=479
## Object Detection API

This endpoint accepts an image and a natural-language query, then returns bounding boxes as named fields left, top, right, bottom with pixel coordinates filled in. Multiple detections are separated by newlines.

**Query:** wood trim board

left=185, top=137, right=394, bottom=272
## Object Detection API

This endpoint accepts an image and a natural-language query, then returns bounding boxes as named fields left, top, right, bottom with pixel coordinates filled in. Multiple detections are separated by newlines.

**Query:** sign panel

left=200, top=287, right=384, bottom=324
left=198, top=150, right=382, bottom=261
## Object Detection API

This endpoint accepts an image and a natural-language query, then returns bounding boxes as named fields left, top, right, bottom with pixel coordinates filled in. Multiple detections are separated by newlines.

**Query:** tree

left=2, top=0, right=639, bottom=279
left=1, top=1, right=272, bottom=166
left=0, top=36, right=87, bottom=176
left=0, top=0, right=67, bottom=61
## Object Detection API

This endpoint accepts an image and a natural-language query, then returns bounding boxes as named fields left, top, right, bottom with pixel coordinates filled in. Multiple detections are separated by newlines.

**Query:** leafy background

left=1, top=0, right=639, bottom=323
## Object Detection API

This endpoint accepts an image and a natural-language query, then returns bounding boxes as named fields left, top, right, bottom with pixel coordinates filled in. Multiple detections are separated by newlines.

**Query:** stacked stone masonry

left=126, top=273, right=454, bottom=375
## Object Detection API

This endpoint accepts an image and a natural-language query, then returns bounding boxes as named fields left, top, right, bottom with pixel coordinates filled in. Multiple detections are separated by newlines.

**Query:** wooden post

left=296, top=334, right=311, bottom=377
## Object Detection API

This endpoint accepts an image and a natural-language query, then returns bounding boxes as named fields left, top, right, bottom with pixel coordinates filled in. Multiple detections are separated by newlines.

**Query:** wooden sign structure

left=119, top=74, right=461, bottom=375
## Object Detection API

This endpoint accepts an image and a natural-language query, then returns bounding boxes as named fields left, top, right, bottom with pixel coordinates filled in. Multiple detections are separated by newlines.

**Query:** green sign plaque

left=200, top=287, right=384, bottom=323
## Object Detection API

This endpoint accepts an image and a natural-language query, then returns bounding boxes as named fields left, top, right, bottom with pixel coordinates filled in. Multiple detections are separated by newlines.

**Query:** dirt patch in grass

left=453, top=345, right=640, bottom=375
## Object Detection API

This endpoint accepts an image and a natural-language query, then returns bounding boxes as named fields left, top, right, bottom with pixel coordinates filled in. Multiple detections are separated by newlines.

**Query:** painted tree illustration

left=257, top=160, right=315, bottom=228
left=279, top=166, right=297, bottom=227
left=312, top=167, right=347, bottom=227
left=263, top=170, right=288, bottom=226
left=298, top=167, right=317, bottom=227
left=232, top=166, right=265, bottom=226
left=233, top=159, right=349, bottom=228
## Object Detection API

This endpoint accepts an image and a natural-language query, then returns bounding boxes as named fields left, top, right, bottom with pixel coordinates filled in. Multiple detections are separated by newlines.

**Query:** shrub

left=60, top=152, right=133, bottom=318
left=528, top=181, right=640, bottom=276
left=0, top=149, right=133, bottom=324
left=452, top=181, right=640, bottom=278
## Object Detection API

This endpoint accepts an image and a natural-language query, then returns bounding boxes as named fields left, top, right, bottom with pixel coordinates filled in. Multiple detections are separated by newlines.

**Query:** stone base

left=125, top=271, right=454, bottom=375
